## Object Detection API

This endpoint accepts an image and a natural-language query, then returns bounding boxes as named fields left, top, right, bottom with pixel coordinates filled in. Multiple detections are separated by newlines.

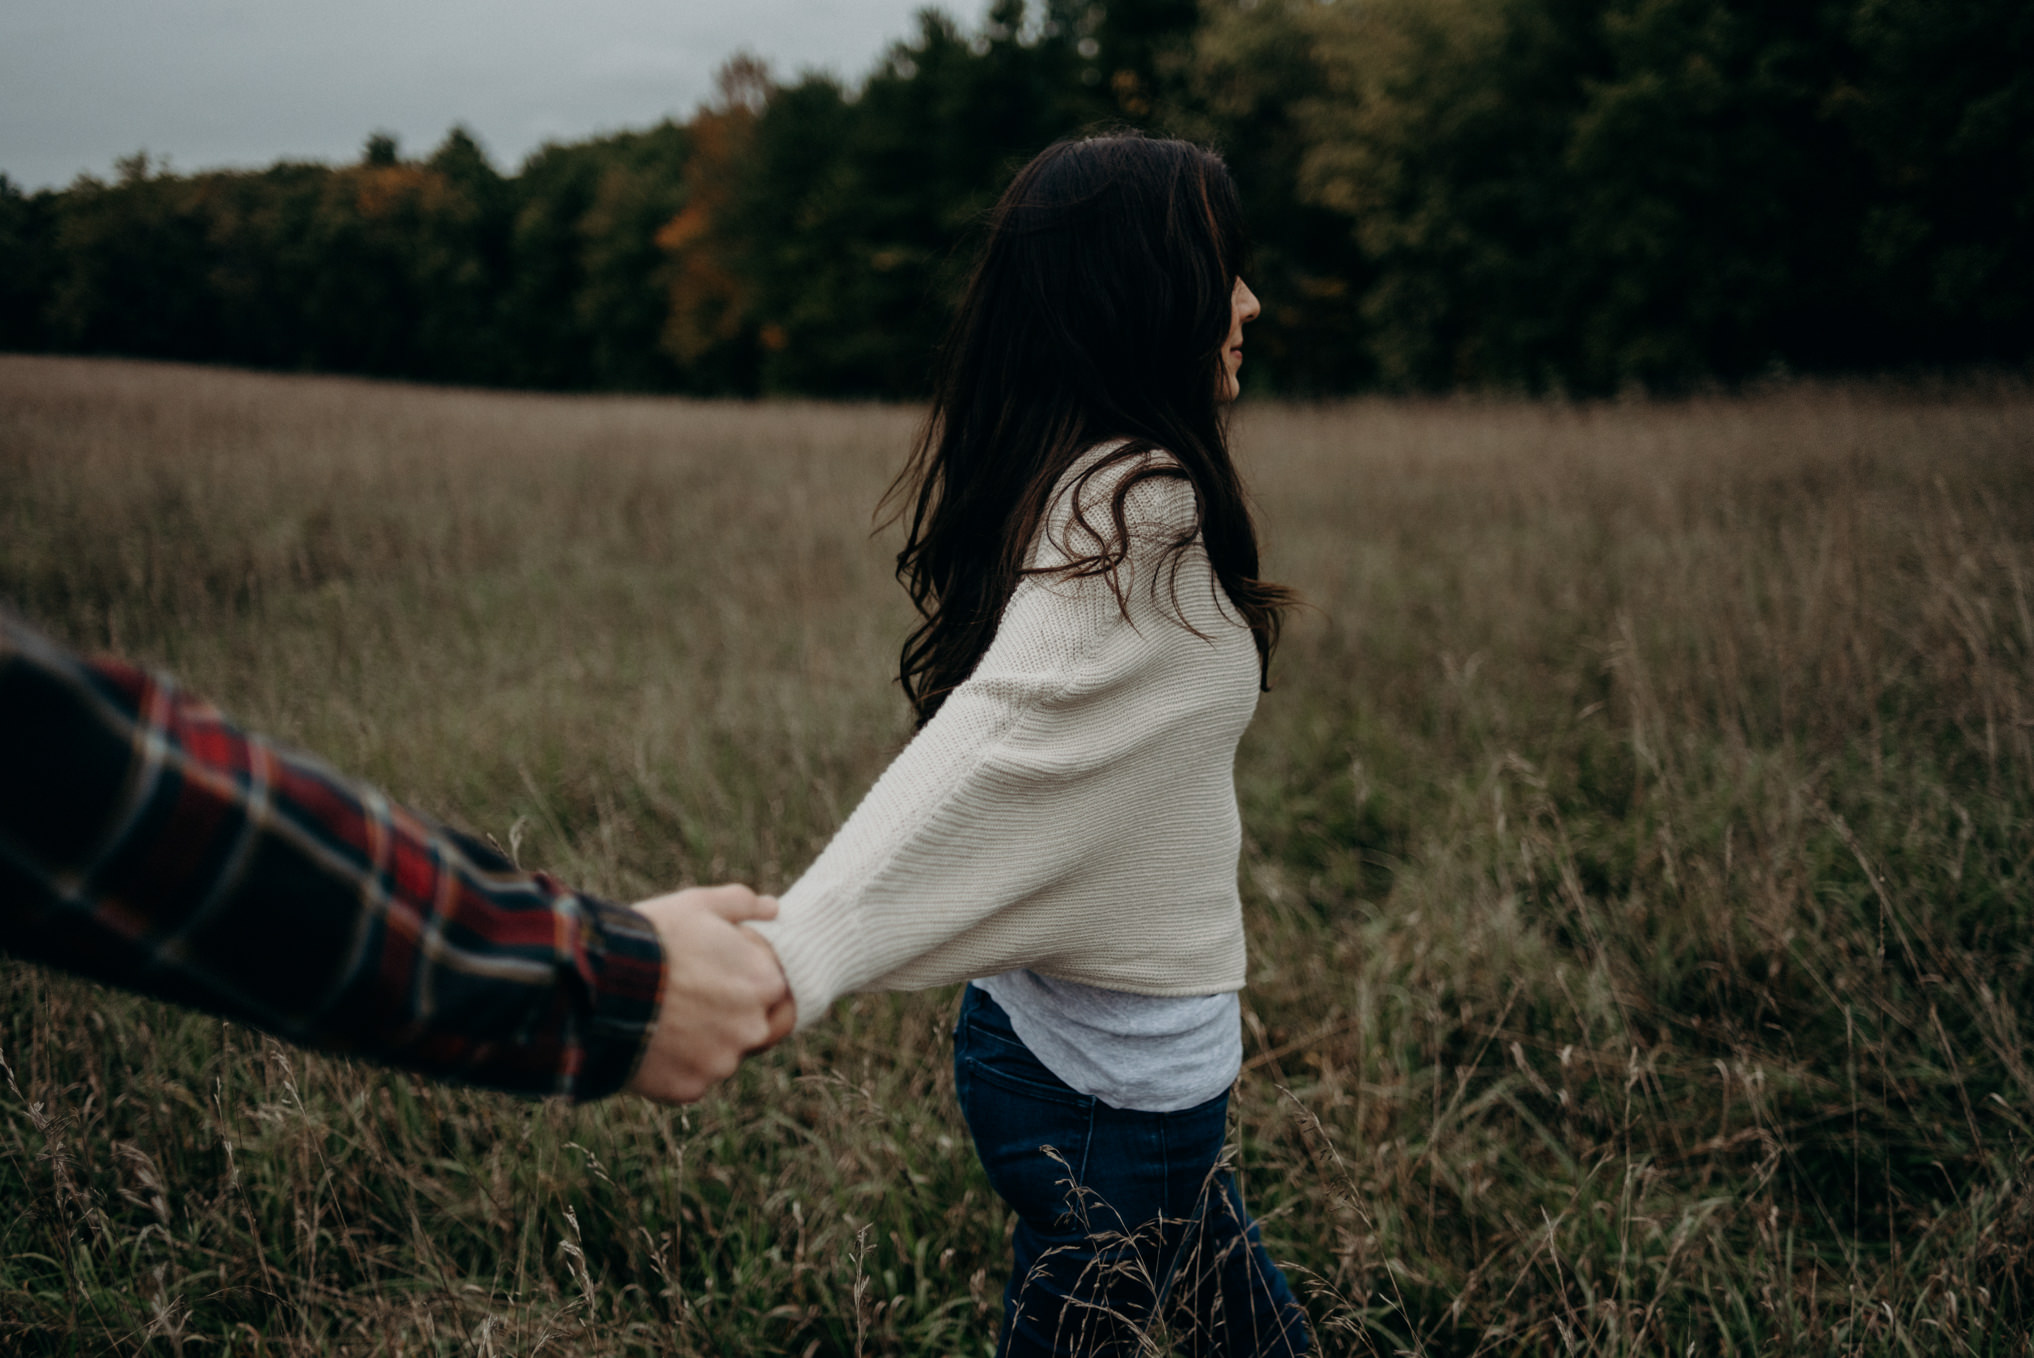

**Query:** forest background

left=2, top=0, right=2029, bottom=397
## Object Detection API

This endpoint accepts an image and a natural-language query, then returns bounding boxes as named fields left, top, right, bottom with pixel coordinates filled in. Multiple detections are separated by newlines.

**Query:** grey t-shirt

left=973, top=970, right=1242, bottom=1113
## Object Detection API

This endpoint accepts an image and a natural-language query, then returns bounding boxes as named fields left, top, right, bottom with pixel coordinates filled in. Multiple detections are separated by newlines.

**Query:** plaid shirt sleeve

left=0, top=616, right=666, bottom=1102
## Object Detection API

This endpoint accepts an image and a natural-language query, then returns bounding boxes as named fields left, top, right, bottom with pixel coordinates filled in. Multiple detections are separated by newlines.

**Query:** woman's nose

left=1236, top=280, right=1261, bottom=323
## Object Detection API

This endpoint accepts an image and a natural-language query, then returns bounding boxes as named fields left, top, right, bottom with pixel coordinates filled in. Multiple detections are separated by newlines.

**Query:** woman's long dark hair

left=885, top=133, right=1294, bottom=726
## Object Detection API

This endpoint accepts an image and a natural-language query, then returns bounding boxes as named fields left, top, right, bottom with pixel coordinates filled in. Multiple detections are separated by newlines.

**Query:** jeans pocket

left=958, top=1052, right=1096, bottom=1226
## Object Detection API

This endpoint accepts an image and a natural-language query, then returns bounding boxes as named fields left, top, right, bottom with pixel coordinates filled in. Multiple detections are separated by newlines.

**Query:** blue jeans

left=953, top=985, right=1310, bottom=1356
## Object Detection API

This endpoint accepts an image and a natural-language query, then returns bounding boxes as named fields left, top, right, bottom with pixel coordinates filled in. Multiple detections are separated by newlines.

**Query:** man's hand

left=625, top=885, right=796, bottom=1104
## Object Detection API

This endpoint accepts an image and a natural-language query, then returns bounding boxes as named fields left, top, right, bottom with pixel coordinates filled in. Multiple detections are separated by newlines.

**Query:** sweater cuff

left=749, top=884, right=866, bottom=1031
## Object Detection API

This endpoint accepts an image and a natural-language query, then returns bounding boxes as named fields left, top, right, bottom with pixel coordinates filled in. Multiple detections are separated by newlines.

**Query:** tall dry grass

left=1, top=355, right=2030, bottom=1354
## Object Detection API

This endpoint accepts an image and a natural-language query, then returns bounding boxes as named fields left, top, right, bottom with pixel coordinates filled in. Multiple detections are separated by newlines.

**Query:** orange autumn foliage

left=658, top=57, right=770, bottom=367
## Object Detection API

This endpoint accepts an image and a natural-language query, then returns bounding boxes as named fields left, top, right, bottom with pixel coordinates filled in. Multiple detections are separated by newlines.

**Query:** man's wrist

left=569, top=893, right=667, bottom=1101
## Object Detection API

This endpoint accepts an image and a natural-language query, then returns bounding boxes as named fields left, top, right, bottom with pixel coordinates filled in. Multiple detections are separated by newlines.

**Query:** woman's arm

left=753, top=461, right=1249, bottom=1025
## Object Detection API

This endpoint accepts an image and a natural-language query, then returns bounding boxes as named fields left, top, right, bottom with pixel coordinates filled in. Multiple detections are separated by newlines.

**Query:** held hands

left=624, top=884, right=797, bottom=1104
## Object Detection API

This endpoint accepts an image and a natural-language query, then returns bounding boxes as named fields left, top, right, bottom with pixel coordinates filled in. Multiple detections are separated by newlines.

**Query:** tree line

left=1, top=0, right=2026, bottom=396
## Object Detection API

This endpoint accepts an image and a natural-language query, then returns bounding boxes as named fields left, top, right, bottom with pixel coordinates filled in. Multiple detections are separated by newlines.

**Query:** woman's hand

left=625, top=884, right=797, bottom=1104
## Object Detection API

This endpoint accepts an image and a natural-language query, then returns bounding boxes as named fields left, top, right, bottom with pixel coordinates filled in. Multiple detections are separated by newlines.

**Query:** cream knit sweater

left=754, top=447, right=1261, bottom=1028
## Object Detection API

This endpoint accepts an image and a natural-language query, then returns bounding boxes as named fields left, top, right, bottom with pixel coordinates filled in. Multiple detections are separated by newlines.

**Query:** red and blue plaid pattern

left=0, top=616, right=664, bottom=1101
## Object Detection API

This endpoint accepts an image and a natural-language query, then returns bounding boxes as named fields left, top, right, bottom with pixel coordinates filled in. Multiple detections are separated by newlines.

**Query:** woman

left=754, top=133, right=1308, bottom=1356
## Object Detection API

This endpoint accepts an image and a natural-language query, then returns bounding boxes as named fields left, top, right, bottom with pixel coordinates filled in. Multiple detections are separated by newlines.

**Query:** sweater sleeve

left=751, top=460, right=1223, bottom=1027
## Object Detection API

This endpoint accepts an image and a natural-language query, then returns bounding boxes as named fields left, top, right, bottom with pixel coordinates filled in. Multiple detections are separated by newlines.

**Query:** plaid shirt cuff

left=570, top=894, right=666, bottom=1101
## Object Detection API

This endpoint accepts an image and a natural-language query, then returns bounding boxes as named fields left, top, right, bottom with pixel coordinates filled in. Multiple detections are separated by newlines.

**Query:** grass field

left=2, top=354, right=2031, bottom=1355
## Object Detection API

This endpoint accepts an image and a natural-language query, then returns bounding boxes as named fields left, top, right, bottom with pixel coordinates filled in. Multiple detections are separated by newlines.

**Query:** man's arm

left=0, top=615, right=786, bottom=1102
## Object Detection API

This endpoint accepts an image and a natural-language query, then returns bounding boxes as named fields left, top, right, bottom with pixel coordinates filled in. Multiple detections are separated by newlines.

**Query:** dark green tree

left=1173, top=0, right=1371, bottom=392
left=43, top=155, right=226, bottom=361
left=1074, top=0, right=1201, bottom=119
left=1842, top=0, right=2034, bottom=364
left=195, top=161, right=347, bottom=370
left=505, top=124, right=693, bottom=389
left=1558, top=0, right=1872, bottom=386
left=410, top=127, right=514, bottom=382
left=1292, top=0, right=2030, bottom=389
left=725, top=5, right=1109, bottom=394
left=0, top=175, right=53, bottom=352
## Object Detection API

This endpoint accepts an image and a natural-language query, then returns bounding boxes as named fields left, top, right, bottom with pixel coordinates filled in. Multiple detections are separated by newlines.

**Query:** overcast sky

left=2, top=0, right=955, bottom=189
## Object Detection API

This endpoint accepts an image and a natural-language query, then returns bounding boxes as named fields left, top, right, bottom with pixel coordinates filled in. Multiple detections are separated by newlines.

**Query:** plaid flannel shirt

left=0, top=616, right=665, bottom=1101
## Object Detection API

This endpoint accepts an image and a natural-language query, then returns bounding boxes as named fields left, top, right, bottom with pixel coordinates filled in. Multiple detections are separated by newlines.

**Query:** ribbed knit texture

left=754, top=448, right=1261, bottom=1029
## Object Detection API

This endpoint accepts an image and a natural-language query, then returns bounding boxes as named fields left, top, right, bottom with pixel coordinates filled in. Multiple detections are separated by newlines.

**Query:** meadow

left=1, top=354, right=2030, bottom=1355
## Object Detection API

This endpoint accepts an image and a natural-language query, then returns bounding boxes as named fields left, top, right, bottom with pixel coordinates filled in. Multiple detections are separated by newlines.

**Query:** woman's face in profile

left=1218, top=278, right=1261, bottom=403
